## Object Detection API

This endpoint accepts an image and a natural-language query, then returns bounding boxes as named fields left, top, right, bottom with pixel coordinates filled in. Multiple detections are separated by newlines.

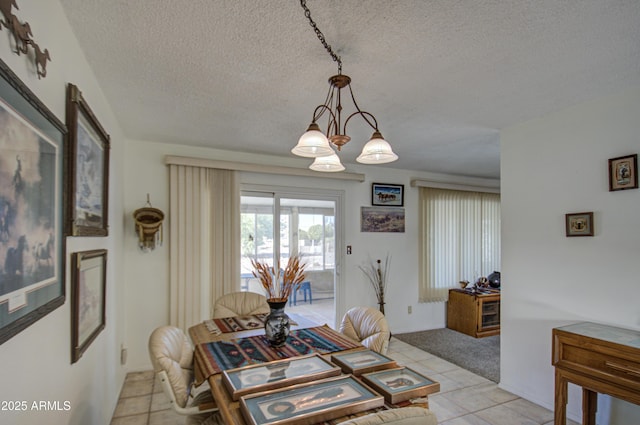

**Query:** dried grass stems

left=251, top=255, right=307, bottom=302
left=359, top=255, right=391, bottom=314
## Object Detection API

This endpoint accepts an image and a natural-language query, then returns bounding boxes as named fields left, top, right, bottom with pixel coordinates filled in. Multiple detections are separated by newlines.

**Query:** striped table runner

left=194, top=325, right=361, bottom=385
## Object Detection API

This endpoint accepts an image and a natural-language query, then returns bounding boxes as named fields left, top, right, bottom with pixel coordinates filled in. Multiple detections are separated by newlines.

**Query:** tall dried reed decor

left=359, top=255, right=391, bottom=314
left=251, top=255, right=307, bottom=302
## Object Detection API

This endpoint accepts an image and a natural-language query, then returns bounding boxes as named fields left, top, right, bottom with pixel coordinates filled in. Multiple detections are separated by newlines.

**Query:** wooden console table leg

left=555, top=370, right=568, bottom=425
left=582, top=388, right=597, bottom=425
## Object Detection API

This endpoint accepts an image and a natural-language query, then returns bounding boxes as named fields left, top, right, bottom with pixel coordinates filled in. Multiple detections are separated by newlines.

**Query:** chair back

left=148, top=325, right=194, bottom=408
left=339, top=306, right=390, bottom=354
left=212, top=291, right=270, bottom=318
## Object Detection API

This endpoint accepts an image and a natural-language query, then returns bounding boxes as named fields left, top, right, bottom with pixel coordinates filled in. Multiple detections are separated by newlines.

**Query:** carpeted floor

left=394, top=328, right=500, bottom=383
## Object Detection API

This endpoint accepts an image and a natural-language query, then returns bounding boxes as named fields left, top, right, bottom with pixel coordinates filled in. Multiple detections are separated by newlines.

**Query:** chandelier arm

left=312, top=104, right=339, bottom=136
left=347, top=83, right=379, bottom=130
left=300, top=0, right=342, bottom=73
left=343, top=110, right=379, bottom=134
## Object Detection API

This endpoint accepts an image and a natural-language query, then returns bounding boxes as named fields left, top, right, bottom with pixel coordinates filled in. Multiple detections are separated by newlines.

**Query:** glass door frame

left=241, top=184, right=345, bottom=328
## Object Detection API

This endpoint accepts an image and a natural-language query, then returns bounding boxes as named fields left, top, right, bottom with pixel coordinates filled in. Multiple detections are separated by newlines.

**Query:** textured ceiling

left=59, top=0, right=640, bottom=179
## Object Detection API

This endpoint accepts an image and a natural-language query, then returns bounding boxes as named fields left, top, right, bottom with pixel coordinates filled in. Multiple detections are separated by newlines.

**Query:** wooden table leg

left=582, top=388, right=597, bottom=425
left=555, top=370, right=568, bottom=425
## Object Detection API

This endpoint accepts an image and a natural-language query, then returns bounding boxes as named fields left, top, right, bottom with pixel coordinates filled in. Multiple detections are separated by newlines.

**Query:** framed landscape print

left=372, top=183, right=404, bottom=206
left=361, top=367, right=440, bottom=404
left=66, top=83, right=110, bottom=236
left=565, top=212, right=594, bottom=237
left=239, top=375, right=384, bottom=425
left=71, top=249, right=107, bottom=363
left=361, top=206, right=405, bottom=233
left=608, top=154, right=637, bottom=191
left=0, top=59, right=66, bottom=346
left=223, top=354, right=341, bottom=401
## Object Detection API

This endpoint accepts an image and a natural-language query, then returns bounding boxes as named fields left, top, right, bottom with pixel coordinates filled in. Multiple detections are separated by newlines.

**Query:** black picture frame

left=66, top=83, right=110, bottom=236
left=372, top=183, right=404, bottom=206
left=71, top=249, right=107, bottom=363
left=608, top=154, right=638, bottom=191
left=0, top=59, right=66, bottom=345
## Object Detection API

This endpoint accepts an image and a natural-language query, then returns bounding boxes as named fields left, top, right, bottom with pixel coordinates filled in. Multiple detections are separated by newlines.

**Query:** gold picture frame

left=331, top=349, right=397, bottom=376
left=223, top=354, right=341, bottom=401
left=239, top=375, right=384, bottom=425
left=361, top=367, right=440, bottom=404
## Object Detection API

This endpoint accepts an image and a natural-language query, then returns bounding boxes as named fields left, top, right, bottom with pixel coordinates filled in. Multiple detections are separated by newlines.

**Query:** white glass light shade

left=309, top=153, right=345, bottom=172
left=291, top=124, right=334, bottom=158
left=356, top=133, right=398, bottom=164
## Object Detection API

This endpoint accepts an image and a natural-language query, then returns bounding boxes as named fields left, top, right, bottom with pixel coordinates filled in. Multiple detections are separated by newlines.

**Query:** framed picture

left=565, top=212, right=594, bottom=237
left=66, top=83, right=110, bottom=236
left=239, top=375, right=384, bottom=425
left=0, top=59, right=66, bottom=346
left=331, top=349, right=397, bottom=376
left=223, top=354, right=342, bottom=401
left=71, top=249, right=107, bottom=363
left=372, top=183, right=404, bottom=206
left=608, top=154, right=638, bottom=191
left=361, top=367, right=440, bottom=405
left=361, top=206, right=405, bottom=233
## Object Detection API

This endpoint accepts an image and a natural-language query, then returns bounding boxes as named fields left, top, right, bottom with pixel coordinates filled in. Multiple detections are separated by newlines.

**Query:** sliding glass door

left=240, top=190, right=338, bottom=326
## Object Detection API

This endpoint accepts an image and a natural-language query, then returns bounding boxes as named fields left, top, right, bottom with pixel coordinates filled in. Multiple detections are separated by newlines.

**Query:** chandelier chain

left=300, top=0, right=342, bottom=73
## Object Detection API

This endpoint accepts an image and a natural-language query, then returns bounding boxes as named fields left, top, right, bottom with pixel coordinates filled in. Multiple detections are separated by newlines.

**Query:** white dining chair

left=339, top=306, right=391, bottom=354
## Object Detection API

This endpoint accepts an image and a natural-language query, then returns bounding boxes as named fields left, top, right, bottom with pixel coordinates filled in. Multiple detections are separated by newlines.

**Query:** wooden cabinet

left=552, top=322, right=640, bottom=425
left=447, top=289, right=500, bottom=338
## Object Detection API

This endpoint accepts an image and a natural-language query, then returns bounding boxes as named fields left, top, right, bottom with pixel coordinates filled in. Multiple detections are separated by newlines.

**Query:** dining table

left=188, top=313, right=436, bottom=425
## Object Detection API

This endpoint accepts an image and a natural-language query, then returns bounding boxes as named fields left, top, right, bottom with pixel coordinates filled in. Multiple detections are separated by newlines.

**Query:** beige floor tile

left=399, top=346, right=435, bottom=361
left=475, top=404, right=539, bottom=425
left=112, top=394, right=152, bottom=418
left=441, top=383, right=519, bottom=413
left=442, top=368, right=492, bottom=388
left=502, top=398, right=554, bottom=424
left=427, top=393, right=470, bottom=422
left=542, top=419, right=579, bottom=425
left=120, top=378, right=154, bottom=398
left=415, top=356, right=460, bottom=374
left=149, top=408, right=187, bottom=425
left=150, top=390, right=172, bottom=412
left=439, top=413, right=494, bottom=425
left=110, top=413, right=149, bottom=425
left=125, top=370, right=155, bottom=382
left=423, top=372, right=467, bottom=394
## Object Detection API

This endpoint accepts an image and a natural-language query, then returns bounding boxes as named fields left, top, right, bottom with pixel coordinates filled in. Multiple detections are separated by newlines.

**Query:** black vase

left=264, top=300, right=290, bottom=348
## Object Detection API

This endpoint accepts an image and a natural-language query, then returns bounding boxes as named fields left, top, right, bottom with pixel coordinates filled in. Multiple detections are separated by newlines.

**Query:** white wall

left=0, top=2, right=126, bottom=425
left=501, top=87, right=640, bottom=423
left=122, top=139, right=499, bottom=370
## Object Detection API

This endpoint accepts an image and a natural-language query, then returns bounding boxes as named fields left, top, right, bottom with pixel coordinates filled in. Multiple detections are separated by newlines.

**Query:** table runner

left=194, top=325, right=361, bottom=385
left=203, top=314, right=300, bottom=335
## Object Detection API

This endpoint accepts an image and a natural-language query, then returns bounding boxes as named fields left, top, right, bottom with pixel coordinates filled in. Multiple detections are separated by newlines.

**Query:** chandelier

left=291, top=0, right=398, bottom=172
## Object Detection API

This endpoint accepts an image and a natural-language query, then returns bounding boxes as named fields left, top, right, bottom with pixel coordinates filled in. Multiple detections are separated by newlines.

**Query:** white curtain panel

left=168, top=164, right=239, bottom=331
left=419, top=187, right=500, bottom=302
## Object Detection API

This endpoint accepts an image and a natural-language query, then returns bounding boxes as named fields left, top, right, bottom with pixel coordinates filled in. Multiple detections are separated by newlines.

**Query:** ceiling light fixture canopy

left=292, top=0, right=398, bottom=172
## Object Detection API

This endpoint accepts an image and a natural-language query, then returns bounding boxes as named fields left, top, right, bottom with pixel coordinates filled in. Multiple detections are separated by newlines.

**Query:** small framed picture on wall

left=372, top=183, right=404, bottom=206
left=565, top=212, right=594, bottom=237
left=608, top=154, right=637, bottom=191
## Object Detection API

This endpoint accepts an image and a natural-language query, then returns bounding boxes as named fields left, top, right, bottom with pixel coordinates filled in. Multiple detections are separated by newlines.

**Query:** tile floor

left=111, top=336, right=578, bottom=425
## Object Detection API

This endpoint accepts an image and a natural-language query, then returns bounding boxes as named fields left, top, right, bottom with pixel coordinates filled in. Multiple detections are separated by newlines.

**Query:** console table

left=552, top=322, right=640, bottom=425
left=447, top=288, right=500, bottom=338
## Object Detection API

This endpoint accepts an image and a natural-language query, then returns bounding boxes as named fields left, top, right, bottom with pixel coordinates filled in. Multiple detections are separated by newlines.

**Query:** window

left=418, top=187, right=500, bottom=302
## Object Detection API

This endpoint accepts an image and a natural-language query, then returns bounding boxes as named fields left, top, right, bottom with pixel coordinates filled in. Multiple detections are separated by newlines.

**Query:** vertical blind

left=418, top=187, right=501, bottom=302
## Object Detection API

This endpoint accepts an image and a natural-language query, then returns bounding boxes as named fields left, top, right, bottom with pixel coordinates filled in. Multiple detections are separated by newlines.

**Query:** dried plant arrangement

left=359, top=255, right=391, bottom=314
left=251, top=255, right=307, bottom=302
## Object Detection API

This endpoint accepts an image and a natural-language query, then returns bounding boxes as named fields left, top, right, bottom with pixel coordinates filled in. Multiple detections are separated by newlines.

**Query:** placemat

left=194, top=325, right=361, bottom=385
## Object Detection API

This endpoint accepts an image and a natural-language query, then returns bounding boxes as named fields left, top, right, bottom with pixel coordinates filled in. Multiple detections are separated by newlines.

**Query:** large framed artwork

left=66, top=83, right=110, bottom=236
left=71, top=249, right=107, bottom=363
left=239, top=375, right=384, bottom=425
left=360, top=206, right=405, bottom=233
left=0, top=59, right=66, bottom=345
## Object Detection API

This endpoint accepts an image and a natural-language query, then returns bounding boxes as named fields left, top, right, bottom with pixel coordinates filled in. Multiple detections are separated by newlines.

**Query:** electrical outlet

left=408, top=305, right=412, bottom=314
